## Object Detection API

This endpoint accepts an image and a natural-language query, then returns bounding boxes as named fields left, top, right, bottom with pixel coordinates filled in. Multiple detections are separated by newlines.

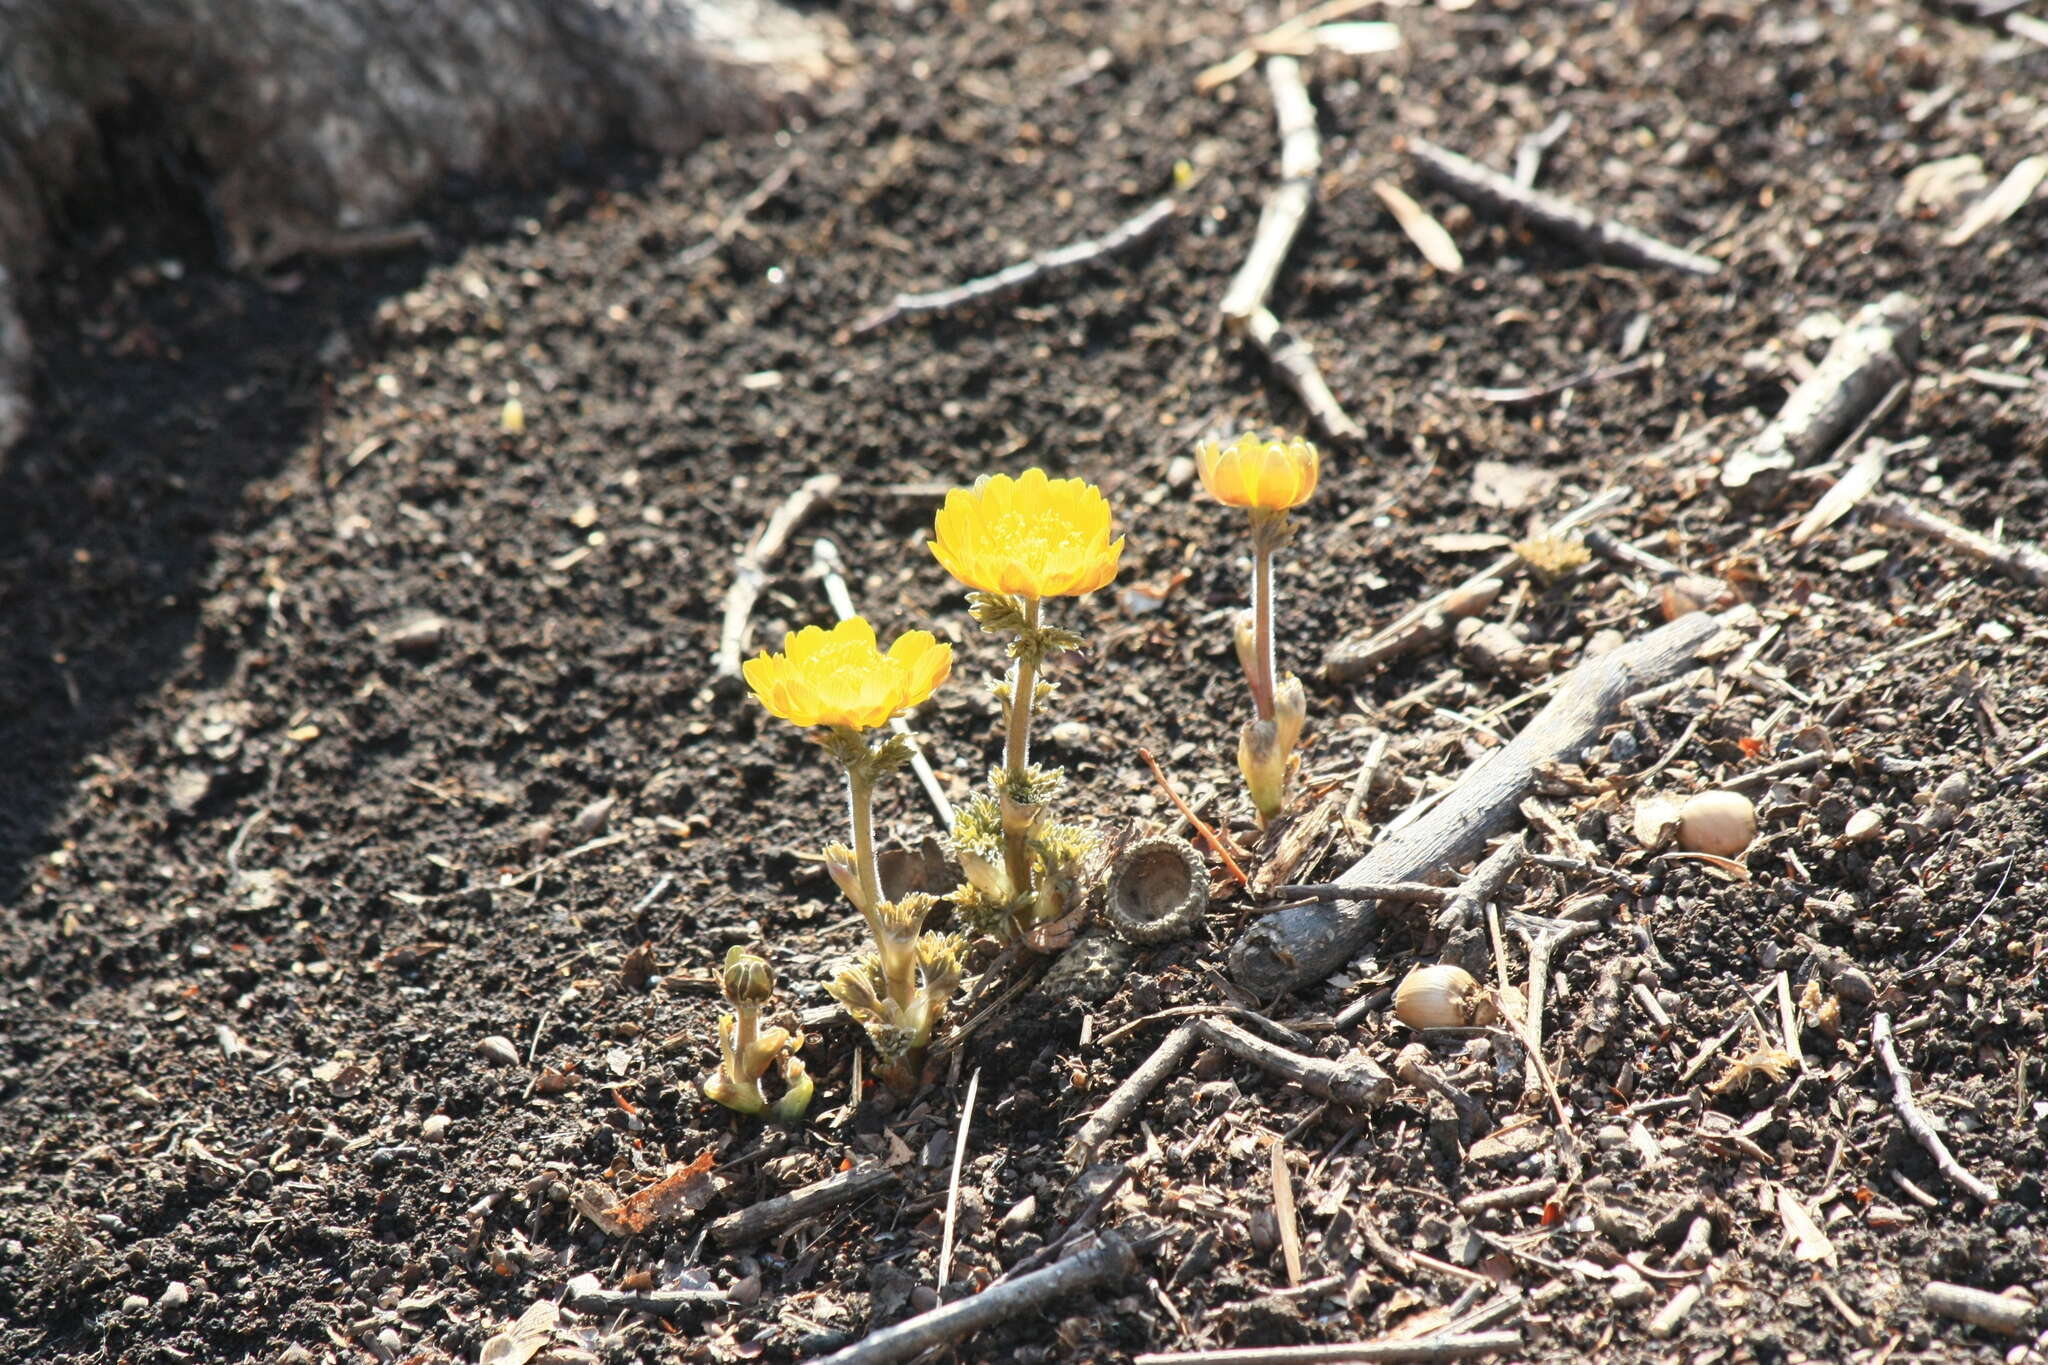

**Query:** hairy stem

left=1000, top=597, right=1043, bottom=897
left=1251, top=531, right=1277, bottom=721
left=733, top=1003, right=761, bottom=1081
left=846, top=763, right=884, bottom=920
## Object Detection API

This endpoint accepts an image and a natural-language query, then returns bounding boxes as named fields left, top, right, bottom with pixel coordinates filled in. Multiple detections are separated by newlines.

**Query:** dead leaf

left=620, top=942, right=659, bottom=991
left=1469, top=460, right=1559, bottom=512
left=600, top=1150, right=718, bottom=1235
left=1775, top=1184, right=1836, bottom=1263
left=1709, top=1045, right=1796, bottom=1095
left=480, top=1298, right=559, bottom=1365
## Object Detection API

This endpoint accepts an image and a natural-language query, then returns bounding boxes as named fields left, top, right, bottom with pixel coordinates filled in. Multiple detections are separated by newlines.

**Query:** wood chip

left=1943, top=154, right=2048, bottom=247
left=1373, top=179, right=1463, bottom=273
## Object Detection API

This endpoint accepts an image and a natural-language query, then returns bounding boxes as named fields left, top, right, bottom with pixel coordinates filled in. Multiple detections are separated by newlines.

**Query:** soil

left=4, top=1, right=2048, bottom=1362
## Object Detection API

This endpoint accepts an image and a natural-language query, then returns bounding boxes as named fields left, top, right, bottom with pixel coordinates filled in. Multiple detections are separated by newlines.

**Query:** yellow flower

left=1196, top=433, right=1320, bottom=511
left=744, top=618, right=951, bottom=730
left=930, top=468, right=1124, bottom=599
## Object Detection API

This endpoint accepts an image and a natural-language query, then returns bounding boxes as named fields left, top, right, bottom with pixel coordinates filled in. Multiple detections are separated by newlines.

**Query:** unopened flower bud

left=720, top=946, right=775, bottom=1006
left=1272, top=672, right=1307, bottom=755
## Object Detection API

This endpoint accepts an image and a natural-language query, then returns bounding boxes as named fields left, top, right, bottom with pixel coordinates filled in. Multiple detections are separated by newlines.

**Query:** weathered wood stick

left=709, top=1164, right=896, bottom=1246
left=1245, top=306, right=1363, bottom=439
left=711, top=472, right=841, bottom=681
left=850, top=197, right=1178, bottom=335
left=1871, top=1011, right=1998, bottom=1204
left=810, top=1235, right=1136, bottom=1365
left=1455, top=1178, right=1557, bottom=1217
left=1719, top=294, right=1921, bottom=501
left=1324, top=486, right=1628, bottom=684
left=1871, top=495, right=2048, bottom=588
left=1395, top=1043, right=1493, bottom=1137
left=562, top=1272, right=722, bottom=1317
left=1325, top=578, right=1503, bottom=682
left=1407, top=137, right=1720, bottom=277
left=1922, top=1281, right=2036, bottom=1336
left=1221, top=56, right=1319, bottom=324
left=1133, top=1333, right=1523, bottom=1365
left=1195, top=1016, right=1392, bottom=1107
left=1236, top=610, right=1730, bottom=995
left=1068, top=1023, right=1199, bottom=1164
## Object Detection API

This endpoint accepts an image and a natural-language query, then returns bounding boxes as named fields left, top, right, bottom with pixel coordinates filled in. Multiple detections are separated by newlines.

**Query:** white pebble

left=420, top=1114, right=452, bottom=1143
left=1677, top=790, right=1756, bottom=858
left=158, top=1281, right=190, bottom=1309
left=477, top=1035, right=520, bottom=1067
left=1843, top=809, right=1883, bottom=844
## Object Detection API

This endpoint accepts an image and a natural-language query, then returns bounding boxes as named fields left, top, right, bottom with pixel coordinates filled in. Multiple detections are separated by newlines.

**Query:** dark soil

left=5, top=1, right=2048, bottom=1362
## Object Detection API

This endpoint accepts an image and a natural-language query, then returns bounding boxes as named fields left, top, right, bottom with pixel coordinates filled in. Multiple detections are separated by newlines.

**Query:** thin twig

left=1195, top=1017, right=1391, bottom=1108
left=1069, top=1024, right=1200, bottom=1163
left=1324, top=487, right=1627, bottom=683
left=851, top=198, right=1178, bottom=335
left=813, top=537, right=953, bottom=825
left=393, top=833, right=631, bottom=908
left=1220, top=57, right=1319, bottom=325
left=1133, top=1334, right=1522, bottom=1365
left=1871, top=1011, right=1998, bottom=1204
left=937, top=1068, right=980, bottom=1289
left=1244, top=306, right=1362, bottom=438
left=1140, top=747, right=1249, bottom=889
left=678, top=153, right=801, bottom=267
left=812, top=1235, right=1137, bottom=1365
left=1720, top=294, right=1920, bottom=500
left=1271, top=1136, right=1303, bottom=1286
left=710, top=1165, right=898, bottom=1247
left=1408, top=137, right=1720, bottom=276
left=712, top=473, right=842, bottom=681
left=1267, top=881, right=1450, bottom=906
left=1096, top=1005, right=1312, bottom=1051
left=1512, top=113, right=1573, bottom=188
left=1871, top=495, right=2048, bottom=588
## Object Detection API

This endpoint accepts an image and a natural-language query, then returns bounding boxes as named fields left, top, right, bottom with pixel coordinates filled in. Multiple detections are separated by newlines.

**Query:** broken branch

left=1195, top=1016, right=1391, bottom=1108
left=1407, top=137, right=1721, bottom=277
left=851, top=197, right=1178, bottom=335
left=1871, top=1011, right=1998, bottom=1204
left=1220, top=56, right=1319, bottom=326
left=1238, top=609, right=1732, bottom=995
left=712, top=472, right=842, bottom=682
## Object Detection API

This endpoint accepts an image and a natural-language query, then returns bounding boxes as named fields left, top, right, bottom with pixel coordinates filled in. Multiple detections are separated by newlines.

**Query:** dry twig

left=711, top=472, right=842, bottom=682
left=710, top=1165, right=897, bottom=1247
left=1069, top=1024, right=1199, bottom=1164
left=851, top=197, right=1177, bottom=335
left=1195, top=1017, right=1391, bottom=1108
left=1870, top=495, right=2048, bottom=588
left=1922, top=1281, right=2036, bottom=1336
left=1871, top=1011, right=1998, bottom=1204
left=1239, top=609, right=1734, bottom=994
left=813, top=1235, right=1136, bottom=1365
left=1140, top=747, right=1250, bottom=889
left=1324, top=487, right=1627, bottom=683
left=1220, top=57, right=1319, bottom=325
left=1133, top=1334, right=1522, bottom=1364
left=1720, top=294, right=1921, bottom=501
left=1244, top=306, right=1362, bottom=439
left=1407, top=137, right=1721, bottom=277
left=937, top=1068, right=981, bottom=1288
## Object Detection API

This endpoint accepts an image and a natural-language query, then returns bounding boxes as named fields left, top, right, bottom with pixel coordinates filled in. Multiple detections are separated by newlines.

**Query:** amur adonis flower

left=1196, top=433, right=1320, bottom=512
left=744, top=617, right=951, bottom=731
left=930, top=467, right=1124, bottom=599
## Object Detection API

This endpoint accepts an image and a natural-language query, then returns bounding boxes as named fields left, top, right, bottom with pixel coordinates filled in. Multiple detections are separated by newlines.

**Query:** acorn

left=1394, top=964, right=1495, bottom=1029
left=1677, top=790, right=1757, bottom=858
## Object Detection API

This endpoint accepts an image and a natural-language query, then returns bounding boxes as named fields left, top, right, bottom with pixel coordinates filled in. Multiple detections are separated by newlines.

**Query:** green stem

left=1000, top=597, right=1043, bottom=897
left=846, top=763, right=884, bottom=917
left=733, top=1004, right=761, bottom=1081
left=1252, top=534, right=1276, bottom=722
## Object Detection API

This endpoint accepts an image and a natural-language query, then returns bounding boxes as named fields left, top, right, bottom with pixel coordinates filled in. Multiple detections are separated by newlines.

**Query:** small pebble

left=420, top=1114, right=452, bottom=1143
left=1595, top=1123, right=1630, bottom=1152
left=910, top=1285, right=940, bottom=1313
left=1165, top=455, right=1196, bottom=489
left=388, top=615, right=451, bottom=656
left=1843, top=809, right=1884, bottom=844
left=158, top=1281, right=190, bottom=1309
left=1001, top=1195, right=1038, bottom=1239
left=377, top=1328, right=402, bottom=1355
left=1046, top=720, right=1091, bottom=748
left=1932, top=771, right=1971, bottom=811
left=477, top=1035, right=521, bottom=1067
left=122, top=1294, right=150, bottom=1314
